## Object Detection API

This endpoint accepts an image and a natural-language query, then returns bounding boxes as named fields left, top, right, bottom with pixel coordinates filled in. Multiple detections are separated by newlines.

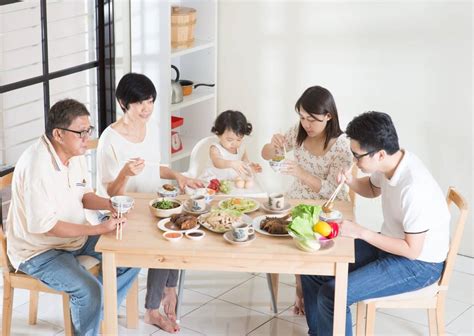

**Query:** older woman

left=261, top=85, right=353, bottom=315
left=97, top=73, right=202, bottom=333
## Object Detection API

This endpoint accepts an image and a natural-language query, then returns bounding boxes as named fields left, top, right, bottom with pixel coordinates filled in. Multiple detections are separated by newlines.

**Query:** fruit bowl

left=292, top=236, right=321, bottom=252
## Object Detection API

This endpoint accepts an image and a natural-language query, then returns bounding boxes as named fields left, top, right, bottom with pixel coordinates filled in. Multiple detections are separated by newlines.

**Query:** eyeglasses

left=352, top=149, right=377, bottom=161
left=57, top=126, right=95, bottom=139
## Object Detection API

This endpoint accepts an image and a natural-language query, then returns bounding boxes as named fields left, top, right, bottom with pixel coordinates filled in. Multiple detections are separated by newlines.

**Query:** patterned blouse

left=283, top=124, right=353, bottom=201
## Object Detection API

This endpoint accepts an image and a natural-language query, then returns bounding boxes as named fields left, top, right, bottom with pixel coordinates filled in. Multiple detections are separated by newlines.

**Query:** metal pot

left=171, top=65, right=183, bottom=104
left=178, top=80, right=215, bottom=96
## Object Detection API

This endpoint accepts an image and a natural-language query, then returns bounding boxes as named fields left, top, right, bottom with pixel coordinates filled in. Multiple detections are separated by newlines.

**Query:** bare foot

left=162, top=287, right=178, bottom=322
left=144, top=309, right=180, bottom=333
left=293, top=294, right=305, bottom=315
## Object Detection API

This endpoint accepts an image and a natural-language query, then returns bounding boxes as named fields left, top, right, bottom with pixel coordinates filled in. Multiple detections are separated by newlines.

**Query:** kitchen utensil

left=178, top=79, right=215, bottom=96
left=171, top=65, right=183, bottom=104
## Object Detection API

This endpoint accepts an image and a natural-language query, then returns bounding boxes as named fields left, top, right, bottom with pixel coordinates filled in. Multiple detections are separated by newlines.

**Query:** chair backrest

left=438, top=187, right=468, bottom=289
left=0, top=171, right=14, bottom=281
left=186, top=136, right=215, bottom=178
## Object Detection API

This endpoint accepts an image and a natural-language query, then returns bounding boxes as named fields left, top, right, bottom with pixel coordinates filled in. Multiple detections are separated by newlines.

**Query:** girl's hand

left=99, top=215, right=127, bottom=234
left=270, top=134, right=286, bottom=151
left=339, top=219, right=364, bottom=239
left=120, top=158, right=145, bottom=177
left=281, top=159, right=303, bottom=178
left=231, top=160, right=252, bottom=177
left=249, top=162, right=262, bottom=173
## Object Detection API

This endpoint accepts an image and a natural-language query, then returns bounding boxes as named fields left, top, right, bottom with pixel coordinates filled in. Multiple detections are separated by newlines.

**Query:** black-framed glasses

left=352, top=149, right=377, bottom=161
left=57, top=126, right=95, bottom=139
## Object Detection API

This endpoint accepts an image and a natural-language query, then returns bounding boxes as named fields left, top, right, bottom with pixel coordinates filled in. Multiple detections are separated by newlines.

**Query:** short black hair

left=116, top=73, right=157, bottom=111
left=345, top=111, right=400, bottom=155
left=294, top=85, right=343, bottom=149
left=211, top=110, right=252, bottom=137
left=46, top=99, right=90, bottom=140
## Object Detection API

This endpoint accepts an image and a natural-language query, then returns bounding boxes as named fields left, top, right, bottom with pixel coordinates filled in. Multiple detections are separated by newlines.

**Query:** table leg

left=333, top=262, right=349, bottom=335
left=102, top=252, right=118, bottom=335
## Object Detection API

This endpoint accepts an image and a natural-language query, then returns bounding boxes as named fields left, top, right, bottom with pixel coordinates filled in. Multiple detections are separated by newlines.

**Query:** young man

left=6, top=99, right=140, bottom=335
left=301, top=111, right=449, bottom=336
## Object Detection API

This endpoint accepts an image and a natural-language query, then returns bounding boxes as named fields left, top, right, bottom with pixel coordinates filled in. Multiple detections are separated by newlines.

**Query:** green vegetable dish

left=219, top=198, right=258, bottom=213
left=152, top=199, right=179, bottom=210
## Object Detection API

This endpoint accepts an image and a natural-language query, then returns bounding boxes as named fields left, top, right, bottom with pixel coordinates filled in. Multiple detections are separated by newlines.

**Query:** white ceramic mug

left=268, top=193, right=285, bottom=210
left=232, top=223, right=255, bottom=242
left=191, top=195, right=206, bottom=211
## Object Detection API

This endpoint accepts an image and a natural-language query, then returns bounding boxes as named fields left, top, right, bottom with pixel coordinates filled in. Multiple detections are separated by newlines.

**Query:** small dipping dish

left=163, top=231, right=183, bottom=242
left=185, top=229, right=206, bottom=241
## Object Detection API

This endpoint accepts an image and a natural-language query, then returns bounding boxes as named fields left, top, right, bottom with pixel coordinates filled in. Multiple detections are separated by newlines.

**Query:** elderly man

left=6, top=99, right=140, bottom=335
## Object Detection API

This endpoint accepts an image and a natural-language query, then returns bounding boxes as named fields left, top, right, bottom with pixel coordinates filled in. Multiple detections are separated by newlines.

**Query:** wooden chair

left=355, top=187, right=469, bottom=335
left=0, top=169, right=138, bottom=335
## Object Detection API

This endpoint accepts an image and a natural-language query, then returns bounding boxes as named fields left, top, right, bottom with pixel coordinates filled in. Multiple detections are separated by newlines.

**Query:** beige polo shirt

left=6, top=135, right=92, bottom=269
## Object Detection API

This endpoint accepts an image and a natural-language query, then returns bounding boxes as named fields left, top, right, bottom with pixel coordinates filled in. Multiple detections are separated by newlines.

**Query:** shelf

left=170, top=87, right=215, bottom=112
left=170, top=135, right=201, bottom=162
left=171, top=39, right=215, bottom=57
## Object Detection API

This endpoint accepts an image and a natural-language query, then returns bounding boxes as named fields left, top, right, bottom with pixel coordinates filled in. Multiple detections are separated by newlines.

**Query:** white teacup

left=191, top=195, right=206, bottom=211
left=232, top=223, right=255, bottom=242
left=268, top=193, right=285, bottom=210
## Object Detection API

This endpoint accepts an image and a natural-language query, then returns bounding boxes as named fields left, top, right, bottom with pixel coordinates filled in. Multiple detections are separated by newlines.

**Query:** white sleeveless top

left=199, top=141, right=245, bottom=181
left=96, top=121, right=161, bottom=196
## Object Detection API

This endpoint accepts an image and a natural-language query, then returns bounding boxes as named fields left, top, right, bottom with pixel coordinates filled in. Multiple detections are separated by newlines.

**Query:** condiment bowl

left=163, top=231, right=183, bottom=242
left=185, top=229, right=206, bottom=241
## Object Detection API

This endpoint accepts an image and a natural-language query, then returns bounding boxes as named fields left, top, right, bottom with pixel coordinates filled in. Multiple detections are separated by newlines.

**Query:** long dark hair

left=294, top=86, right=343, bottom=149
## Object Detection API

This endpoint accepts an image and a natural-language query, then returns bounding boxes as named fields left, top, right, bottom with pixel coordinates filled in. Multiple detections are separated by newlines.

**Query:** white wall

left=218, top=1, right=473, bottom=256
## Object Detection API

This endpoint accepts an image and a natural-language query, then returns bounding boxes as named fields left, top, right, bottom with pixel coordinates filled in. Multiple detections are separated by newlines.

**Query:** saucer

left=183, top=202, right=211, bottom=215
left=223, top=231, right=256, bottom=246
left=260, top=201, right=292, bottom=214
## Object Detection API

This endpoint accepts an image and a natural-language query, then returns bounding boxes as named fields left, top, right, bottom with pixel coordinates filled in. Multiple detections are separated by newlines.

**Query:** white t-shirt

left=199, top=140, right=246, bottom=181
left=6, top=136, right=91, bottom=269
left=370, top=150, right=450, bottom=262
left=96, top=121, right=161, bottom=196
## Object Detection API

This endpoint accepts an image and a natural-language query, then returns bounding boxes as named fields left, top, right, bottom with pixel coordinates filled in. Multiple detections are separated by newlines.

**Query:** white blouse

left=283, top=124, right=353, bottom=201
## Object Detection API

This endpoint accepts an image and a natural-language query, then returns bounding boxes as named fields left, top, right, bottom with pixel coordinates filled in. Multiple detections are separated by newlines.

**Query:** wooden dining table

left=96, top=193, right=355, bottom=335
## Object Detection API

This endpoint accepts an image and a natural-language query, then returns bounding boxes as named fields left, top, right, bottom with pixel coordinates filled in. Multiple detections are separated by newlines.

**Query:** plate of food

left=157, top=213, right=199, bottom=233
left=198, top=209, right=252, bottom=233
left=218, top=197, right=259, bottom=213
left=253, top=214, right=292, bottom=237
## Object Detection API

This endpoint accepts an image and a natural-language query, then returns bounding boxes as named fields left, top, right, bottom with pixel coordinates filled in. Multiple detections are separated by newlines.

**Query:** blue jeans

left=301, top=239, right=444, bottom=336
left=19, top=235, right=140, bottom=336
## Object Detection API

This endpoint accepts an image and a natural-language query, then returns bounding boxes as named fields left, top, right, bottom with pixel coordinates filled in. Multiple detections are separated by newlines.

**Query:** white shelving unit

left=130, top=1, right=217, bottom=172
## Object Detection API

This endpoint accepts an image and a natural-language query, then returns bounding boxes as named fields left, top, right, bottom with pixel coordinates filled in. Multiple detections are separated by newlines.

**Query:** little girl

left=200, top=110, right=262, bottom=187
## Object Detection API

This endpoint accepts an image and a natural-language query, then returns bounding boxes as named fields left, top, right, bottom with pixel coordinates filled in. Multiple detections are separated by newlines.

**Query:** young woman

left=97, top=73, right=202, bottom=333
left=261, top=85, right=353, bottom=315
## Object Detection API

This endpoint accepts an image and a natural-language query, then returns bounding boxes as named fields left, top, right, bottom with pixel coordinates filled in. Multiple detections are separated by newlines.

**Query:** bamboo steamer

left=171, top=6, right=197, bottom=49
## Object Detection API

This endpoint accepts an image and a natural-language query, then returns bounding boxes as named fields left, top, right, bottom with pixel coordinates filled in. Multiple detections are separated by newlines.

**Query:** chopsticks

left=322, top=163, right=355, bottom=211
left=116, top=205, right=123, bottom=240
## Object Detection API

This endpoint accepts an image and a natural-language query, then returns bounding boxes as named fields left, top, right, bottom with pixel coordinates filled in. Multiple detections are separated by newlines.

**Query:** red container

left=171, top=131, right=183, bottom=154
left=171, top=116, right=184, bottom=129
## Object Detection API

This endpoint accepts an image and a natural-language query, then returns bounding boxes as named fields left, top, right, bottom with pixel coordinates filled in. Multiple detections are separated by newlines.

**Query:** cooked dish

left=219, top=198, right=258, bottom=213
left=200, top=210, right=241, bottom=232
left=170, top=213, right=198, bottom=230
left=162, top=184, right=176, bottom=192
left=152, top=199, right=180, bottom=210
left=260, top=215, right=291, bottom=234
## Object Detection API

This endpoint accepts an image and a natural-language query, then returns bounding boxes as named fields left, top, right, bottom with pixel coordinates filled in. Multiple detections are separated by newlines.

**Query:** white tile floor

left=1, top=255, right=472, bottom=335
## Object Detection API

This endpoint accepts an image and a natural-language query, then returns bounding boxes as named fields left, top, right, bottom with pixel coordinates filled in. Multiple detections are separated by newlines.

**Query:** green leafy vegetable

left=152, top=199, right=178, bottom=209
left=287, top=204, right=321, bottom=240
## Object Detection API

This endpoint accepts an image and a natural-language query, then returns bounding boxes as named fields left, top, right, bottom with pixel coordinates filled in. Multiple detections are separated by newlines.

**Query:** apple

left=326, top=221, right=339, bottom=239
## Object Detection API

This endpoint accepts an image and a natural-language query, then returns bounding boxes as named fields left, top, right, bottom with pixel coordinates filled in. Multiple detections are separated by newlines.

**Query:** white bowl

left=149, top=198, right=183, bottom=218
left=292, top=236, right=321, bottom=252
left=269, top=159, right=285, bottom=173
left=185, top=229, right=206, bottom=241
left=163, top=231, right=183, bottom=242
left=110, top=195, right=134, bottom=213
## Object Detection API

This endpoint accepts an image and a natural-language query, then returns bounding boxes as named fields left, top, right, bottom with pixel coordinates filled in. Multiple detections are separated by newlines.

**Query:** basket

left=171, top=6, right=197, bottom=49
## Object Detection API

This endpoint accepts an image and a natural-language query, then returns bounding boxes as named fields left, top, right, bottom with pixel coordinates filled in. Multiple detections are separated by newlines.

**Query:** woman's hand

left=249, top=162, right=262, bottom=173
left=270, top=133, right=286, bottom=151
left=175, top=174, right=204, bottom=191
left=120, top=158, right=145, bottom=177
left=281, top=159, right=303, bottom=178
left=339, top=219, right=364, bottom=239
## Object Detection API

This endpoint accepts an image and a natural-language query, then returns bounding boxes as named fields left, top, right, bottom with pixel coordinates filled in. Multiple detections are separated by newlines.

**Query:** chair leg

left=126, top=278, right=139, bottom=329
left=266, top=273, right=279, bottom=314
left=175, top=270, right=186, bottom=322
left=435, top=296, right=446, bottom=335
left=28, top=290, right=39, bottom=325
left=355, top=302, right=366, bottom=336
left=428, top=308, right=437, bottom=335
left=62, top=293, right=73, bottom=336
left=365, top=302, right=376, bottom=335
left=2, top=284, right=14, bottom=336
